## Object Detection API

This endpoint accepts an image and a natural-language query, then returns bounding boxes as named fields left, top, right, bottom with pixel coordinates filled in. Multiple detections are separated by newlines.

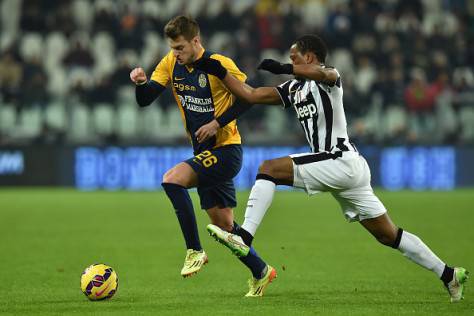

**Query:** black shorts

left=185, top=145, right=242, bottom=210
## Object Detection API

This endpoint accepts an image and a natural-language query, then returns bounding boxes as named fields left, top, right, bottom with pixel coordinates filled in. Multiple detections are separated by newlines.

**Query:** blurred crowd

left=0, top=0, right=473, bottom=146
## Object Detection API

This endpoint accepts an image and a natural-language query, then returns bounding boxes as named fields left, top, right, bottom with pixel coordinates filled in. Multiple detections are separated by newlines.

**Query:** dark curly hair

left=294, top=34, right=328, bottom=63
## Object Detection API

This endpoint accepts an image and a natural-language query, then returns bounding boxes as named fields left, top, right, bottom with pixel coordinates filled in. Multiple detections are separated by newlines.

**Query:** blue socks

left=162, top=183, right=202, bottom=251
left=233, top=222, right=267, bottom=279
left=161, top=183, right=266, bottom=279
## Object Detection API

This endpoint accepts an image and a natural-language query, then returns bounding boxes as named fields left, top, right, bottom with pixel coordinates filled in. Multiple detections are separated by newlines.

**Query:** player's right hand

left=195, top=119, right=220, bottom=143
left=193, top=58, right=227, bottom=80
left=130, top=67, right=147, bottom=85
left=258, top=59, right=293, bottom=75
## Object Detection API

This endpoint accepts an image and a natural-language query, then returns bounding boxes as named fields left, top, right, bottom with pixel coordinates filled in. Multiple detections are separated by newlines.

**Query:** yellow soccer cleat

left=245, top=265, right=277, bottom=297
left=181, top=249, right=208, bottom=278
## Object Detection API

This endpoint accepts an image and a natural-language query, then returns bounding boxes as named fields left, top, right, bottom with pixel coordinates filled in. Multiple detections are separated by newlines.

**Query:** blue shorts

left=185, top=145, right=242, bottom=210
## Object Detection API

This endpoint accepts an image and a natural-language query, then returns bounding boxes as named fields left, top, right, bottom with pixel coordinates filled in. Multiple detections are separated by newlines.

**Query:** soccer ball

left=80, top=263, right=118, bottom=300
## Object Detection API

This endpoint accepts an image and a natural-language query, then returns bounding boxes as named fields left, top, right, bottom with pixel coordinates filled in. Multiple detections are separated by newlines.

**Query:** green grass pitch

left=0, top=189, right=473, bottom=315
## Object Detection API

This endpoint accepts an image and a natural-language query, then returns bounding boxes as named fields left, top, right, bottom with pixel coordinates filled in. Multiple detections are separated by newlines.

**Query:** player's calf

left=206, top=206, right=234, bottom=233
left=388, top=228, right=469, bottom=302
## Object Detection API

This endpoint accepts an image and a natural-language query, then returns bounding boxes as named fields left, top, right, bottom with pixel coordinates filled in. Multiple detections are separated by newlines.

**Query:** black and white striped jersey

left=275, top=68, right=356, bottom=153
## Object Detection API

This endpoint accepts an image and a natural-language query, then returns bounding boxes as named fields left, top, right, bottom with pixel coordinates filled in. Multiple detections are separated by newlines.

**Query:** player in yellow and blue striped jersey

left=130, top=15, right=275, bottom=296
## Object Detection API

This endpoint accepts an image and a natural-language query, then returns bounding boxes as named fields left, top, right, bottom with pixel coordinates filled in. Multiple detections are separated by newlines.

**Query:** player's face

left=289, top=44, right=307, bottom=65
left=289, top=44, right=316, bottom=65
left=169, top=35, right=201, bottom=65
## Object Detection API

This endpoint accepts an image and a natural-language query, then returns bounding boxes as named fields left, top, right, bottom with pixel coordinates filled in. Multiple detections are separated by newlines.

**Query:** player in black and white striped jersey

left=193, top=35, right=468, bottom=301
left=276, top=63, right=355, bottom=155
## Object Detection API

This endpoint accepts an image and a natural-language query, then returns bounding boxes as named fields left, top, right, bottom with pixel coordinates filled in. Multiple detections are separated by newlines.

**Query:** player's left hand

left=195, top=119, right=220, bottom=143
left=258, top=59, right=293, bottom=75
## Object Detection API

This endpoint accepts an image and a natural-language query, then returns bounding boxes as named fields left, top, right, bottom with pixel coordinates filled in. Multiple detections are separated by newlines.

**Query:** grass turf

left=0, top=189, right=473, bottom=315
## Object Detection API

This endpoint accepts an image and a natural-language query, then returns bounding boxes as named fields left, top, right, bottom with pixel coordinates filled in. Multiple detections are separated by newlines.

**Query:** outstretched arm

left=194, top=79, right=282, bottom=143
left=192, top=58, right=283, bottom=143
left=293, top=64, right=338, bottom=84
left=193, top=58, right=281, bottom=105
left=258, top=59, right=338, bottom=86
left=220, top=74, right=281, bottom=104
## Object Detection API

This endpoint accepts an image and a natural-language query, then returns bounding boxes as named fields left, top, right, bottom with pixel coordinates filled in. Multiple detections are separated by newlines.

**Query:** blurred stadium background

left=0, top=0, right=473, bottom=189
left=1, top=1, right=474, bottom=314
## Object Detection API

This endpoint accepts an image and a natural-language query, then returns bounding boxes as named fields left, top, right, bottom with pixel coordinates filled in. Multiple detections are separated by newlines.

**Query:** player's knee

left=375, top=233, right=397, bottom=247
left=258, top=160, right=276, bottom=176
left=162, top=170, right=174, bottom=183
left=162, top=169, right=182, bottom=185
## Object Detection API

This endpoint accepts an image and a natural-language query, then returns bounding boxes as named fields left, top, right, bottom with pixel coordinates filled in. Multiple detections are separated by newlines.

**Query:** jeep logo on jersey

left=295, top=103, right=317, bottom=119
left=198, top=74, right=207, bottom=88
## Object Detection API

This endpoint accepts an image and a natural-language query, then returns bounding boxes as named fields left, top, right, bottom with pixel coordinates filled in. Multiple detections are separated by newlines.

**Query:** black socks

left=238, top=227, right=254, bottom=247
left=232, top=222, right=266, bottom=279
left=441, top=265, right=455, bottom=284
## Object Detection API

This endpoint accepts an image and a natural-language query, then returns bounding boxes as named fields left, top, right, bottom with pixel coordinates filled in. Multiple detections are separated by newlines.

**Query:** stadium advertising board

left=74, top=146, right=464, bottom=191
left=0, top=147, right=63, bottom=186
left=0, top=146, right=469, bottom=189
left=0, top=150, right=24, bottom=175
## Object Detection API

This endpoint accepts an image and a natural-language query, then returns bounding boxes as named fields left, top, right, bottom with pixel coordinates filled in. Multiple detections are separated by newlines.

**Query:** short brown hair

left=164, top=15, right=200, bottom=40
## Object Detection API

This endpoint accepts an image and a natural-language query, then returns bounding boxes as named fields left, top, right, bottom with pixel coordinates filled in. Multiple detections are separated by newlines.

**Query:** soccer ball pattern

left=80, top=263, right=118, bottom=300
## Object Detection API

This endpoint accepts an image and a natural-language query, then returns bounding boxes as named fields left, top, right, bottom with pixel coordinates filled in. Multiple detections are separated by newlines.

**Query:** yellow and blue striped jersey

left=150, top=49, right=246, bottom=154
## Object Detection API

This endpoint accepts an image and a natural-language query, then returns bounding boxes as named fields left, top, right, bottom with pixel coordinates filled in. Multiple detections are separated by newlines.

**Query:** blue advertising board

left=74, top=146, right=461, bottom=191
